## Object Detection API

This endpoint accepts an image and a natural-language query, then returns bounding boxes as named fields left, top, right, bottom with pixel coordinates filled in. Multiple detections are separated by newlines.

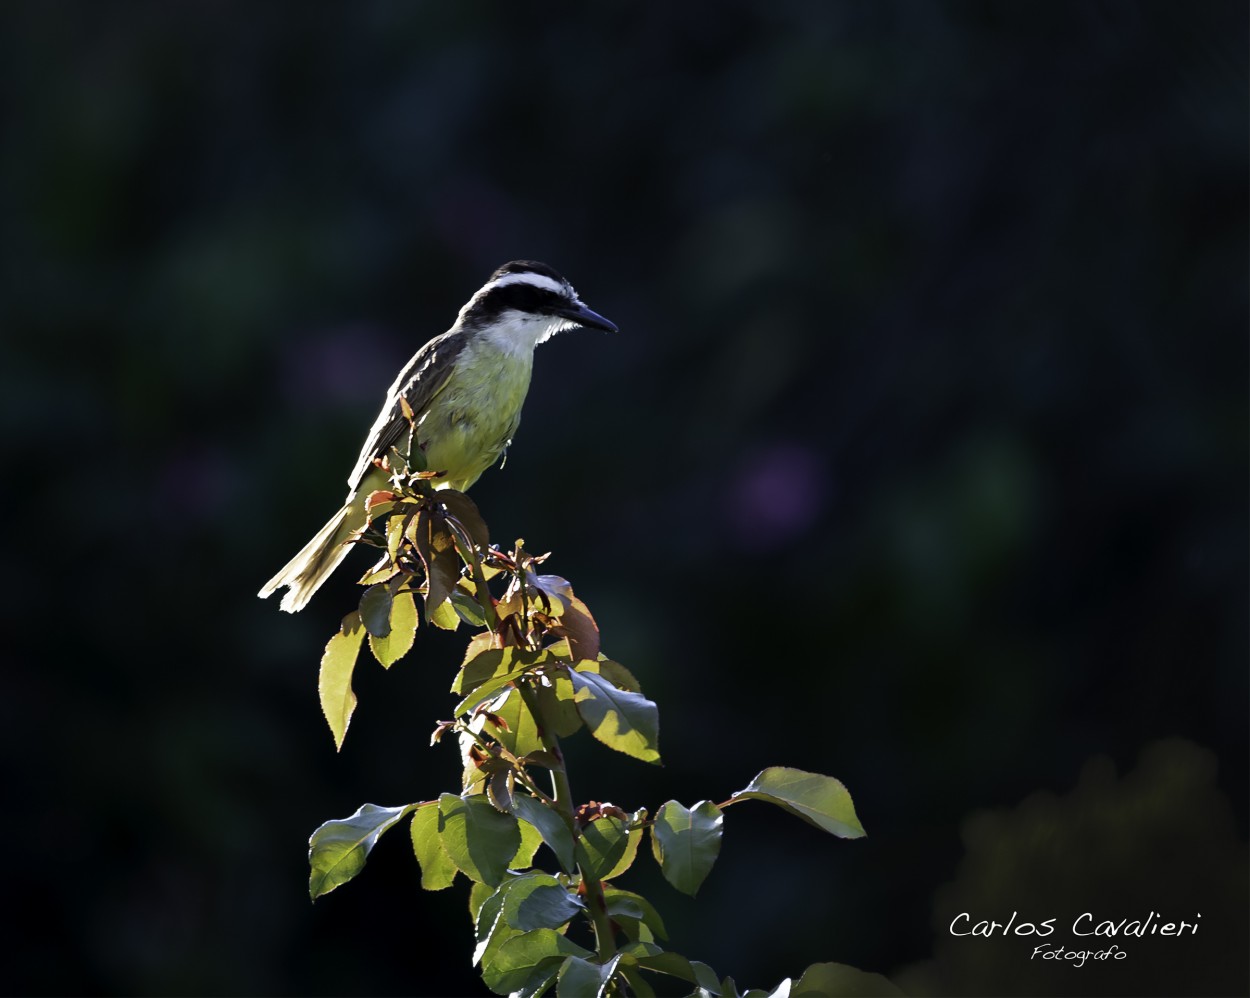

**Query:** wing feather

left=346, top=329, right=466, bottom=492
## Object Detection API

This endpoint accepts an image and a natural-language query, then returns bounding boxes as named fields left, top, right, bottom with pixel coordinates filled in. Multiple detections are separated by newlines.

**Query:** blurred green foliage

left=2, top=1, right=1245, bottom=995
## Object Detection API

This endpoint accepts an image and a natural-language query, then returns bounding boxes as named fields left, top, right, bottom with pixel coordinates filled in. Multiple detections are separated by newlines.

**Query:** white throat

left=479, top=309, right=570, bottom=355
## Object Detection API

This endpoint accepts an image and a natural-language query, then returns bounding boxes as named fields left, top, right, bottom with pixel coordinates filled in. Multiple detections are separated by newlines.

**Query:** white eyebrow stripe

left=480, top=272, right=569, bottom=296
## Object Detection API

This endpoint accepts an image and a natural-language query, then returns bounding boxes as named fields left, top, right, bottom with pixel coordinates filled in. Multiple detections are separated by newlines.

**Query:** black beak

left=555, top=302, right=618, bottom=333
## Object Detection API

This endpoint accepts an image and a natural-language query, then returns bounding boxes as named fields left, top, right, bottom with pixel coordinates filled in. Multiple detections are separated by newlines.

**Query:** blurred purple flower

left=725, top=441, right=829, bottom=551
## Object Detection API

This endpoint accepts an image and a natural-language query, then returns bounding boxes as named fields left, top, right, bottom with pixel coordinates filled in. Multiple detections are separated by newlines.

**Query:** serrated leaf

left=557, top=954, right=620, bottom=998
left=308, top=802, right=415, bottom=899
left=557, top=594, right=600, bottom=661
left=386, top=510, right=414, bottom=562
left=510, top=814, right=544, bottom=869
left=576, top=815, right=638, bottom=882
left=568, top=668, right=661, bottom=764
left=604, top=888, right=668, bottom=942
left=450, top=587, right=488, bottom=627
left=482, top=929, right=592, bottom=995
left=536, top=670, right=584, bottom=738
left=439, top=793, right=521, bottom=887
left=650, top=800, right=723, bottom=896
left=358, top=582, right=393, bottom=637
left=454, top=644, right=509, bottom=694
left=319, top=611, right=365, bottom=750
left=409, top=802, right=457, bottom=890
left=731, top=768, right=865, bottom=839
left=429, top=597, right=461, bottom=630
left=618, top=944, right=721, bottom=993
left=488, top=769, right=515, bottom=813
left=454, top=660, right=534, bottom=718
left=469, top=878, right=495, bottom=923
left=792, top=962, right=905, bottom=997
left=368, top=590, right=417, bottom=667
left=474, top=874, right=581, bottom=976
left=412, top=507, right=461, bottom=615
left=513, top=884, right=584, bottom=932
left=597, top=657, right=642, bottom=693
left=487, top=689, right=545, bottom=758
left=512, top=793, right=576, bottom=873
left=439, top=490, right=491, bottom=549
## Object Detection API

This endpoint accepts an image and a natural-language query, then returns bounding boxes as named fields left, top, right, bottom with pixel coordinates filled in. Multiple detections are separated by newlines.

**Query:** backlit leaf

left=731, top=768, right=865, bottom=839
left=510, top=814, right=544, bottom=869
left=604, top=888, right=668, bottom=942
left=649, top=800, right=723, bottom=896
left=618, top=944, right=720, bottom=992
left=368, top=590, right=417, bottom=668
left=450, top=587, right=488, bottom=627
left=486, top=688, right=545, bottom=758
left=319, top=611, right=365, bottom=750
left=482, top=929, right=591, bottom=996
left=439, top=792, right=521, bottom=887
left=556, top=594, right=600, bottom=661
left=429, top=597, right=461, bottom=630
left=439, top=490, right=491, bottom=549
left=568, top=668, right=661, bottom=764
left=410, top=802, right=457, bottom=891
left=576, top=815, right=634, bottom=882
left=359, top=582, right=393, bottom=638
left=557, top=954, right=620, bottom=998
left=308, top=802, right=414, bottom=899
left=512, top=792, right=576, bottom=873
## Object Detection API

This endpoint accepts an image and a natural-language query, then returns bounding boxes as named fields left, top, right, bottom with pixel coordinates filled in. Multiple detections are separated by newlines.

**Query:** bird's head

left=459, top=260, right=617, bottom=348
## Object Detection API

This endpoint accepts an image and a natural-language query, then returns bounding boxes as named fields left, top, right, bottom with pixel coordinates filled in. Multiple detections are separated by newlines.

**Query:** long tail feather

left=257, top=502, right=363, bottom=613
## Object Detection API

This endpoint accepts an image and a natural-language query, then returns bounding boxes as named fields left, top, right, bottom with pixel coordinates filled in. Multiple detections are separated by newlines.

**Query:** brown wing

left=346, top=328, right=468, bottom=492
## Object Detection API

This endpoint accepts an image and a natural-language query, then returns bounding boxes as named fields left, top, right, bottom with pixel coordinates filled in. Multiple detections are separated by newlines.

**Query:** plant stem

left=517, top=678, right=617, bottom=962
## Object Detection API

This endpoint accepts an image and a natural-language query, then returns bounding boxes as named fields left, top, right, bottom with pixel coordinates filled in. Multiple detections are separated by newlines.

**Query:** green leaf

left=487, top=688, right=545, bottom=758
left=410, top=803, right=457, bottom=891
left=513, top=884, right=584, bottom=932
left=512, top=792, right=577, bottom=873
left=438, top=793, right=521, bottom=887
left=536, top=670, right=584, bottom=738
left=597, top=657, right=642, bottom=693
left=318, top=611, right=365, bottom=750
left=557, top=954, right=620, bottom=998
left=450, top=587, right=488, bottom=627
left=474, top=874, right=585, bottom=987
left=308, top=802, right=415, bottom=900
left=618, top=943, right=721, bottom=993
left=368, top=590, right=418, bottom=667
left=650, top=800, right=723, bottom=896
left=730, top=768, right=865, bottom=839
left=792, top=962, right=906, bottom=997
left=604, top=888, right=668, bottom=943
left=576, top=815, right=640, bottom=882
left=412, top=507, right=461, bottom=614
left=510, top=812, right=544, bottom=869
left=454, top=660, right=533, bottom=718
left=438, top=490, right=491, bottom=549
left=385, top=510, right=414, bottom=563
left=482, top=929, right=592, bottom=996
left=469, top=879, right=495, bottom=923
left=429, top=597, right=461, bottom=630
left=358, top=583, right=393, bottom=638
left=568, top=667, right=661, bottom=764
left=617, top=961, right=658, bottom=998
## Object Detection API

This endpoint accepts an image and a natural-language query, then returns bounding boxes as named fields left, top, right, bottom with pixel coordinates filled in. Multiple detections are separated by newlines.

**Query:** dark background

left=3, top=2, right=1246, bottom=996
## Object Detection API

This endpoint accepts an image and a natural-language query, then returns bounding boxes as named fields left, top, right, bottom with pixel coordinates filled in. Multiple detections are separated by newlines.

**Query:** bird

left=258, top=260, right=617, bottom=613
